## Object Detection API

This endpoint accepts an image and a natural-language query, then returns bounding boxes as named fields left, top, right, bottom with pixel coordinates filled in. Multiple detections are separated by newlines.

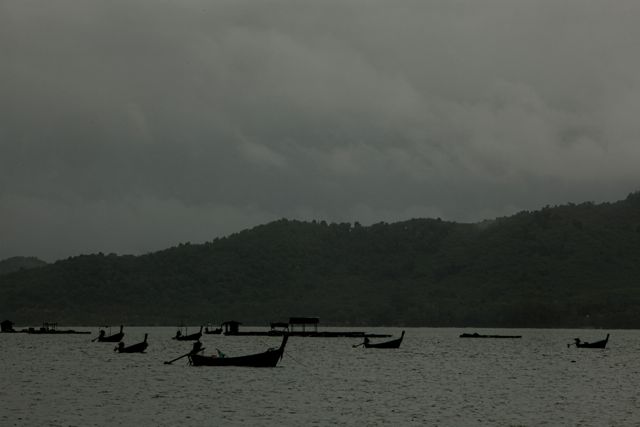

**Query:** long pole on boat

left=164, top=349, right=204, bottom=365
left=164, top=344, right=205, bottom=365
left=91, top=325, right=109, bottom=342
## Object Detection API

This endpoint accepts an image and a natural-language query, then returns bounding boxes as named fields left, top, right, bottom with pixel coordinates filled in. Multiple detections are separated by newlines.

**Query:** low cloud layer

left=2, top=1, right=639, bottom=260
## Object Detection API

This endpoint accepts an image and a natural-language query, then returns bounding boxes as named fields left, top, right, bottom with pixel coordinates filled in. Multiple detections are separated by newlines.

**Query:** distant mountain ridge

left=0, top=256, right=47, bottom=276
left=1, top=192, right=640, bottom=327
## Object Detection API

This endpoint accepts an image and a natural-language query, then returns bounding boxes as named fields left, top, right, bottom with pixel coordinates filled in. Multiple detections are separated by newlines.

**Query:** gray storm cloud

left=1, top=1, right=639, bottom=260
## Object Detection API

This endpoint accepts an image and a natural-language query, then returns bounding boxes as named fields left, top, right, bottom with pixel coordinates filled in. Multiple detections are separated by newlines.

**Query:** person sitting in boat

left=115, top=342, right=125, bottom=352
left=175, top=330, right=182, bottom=338
left=574, top=338, right=581, bottom=345
left=190, top=341, right=203, bottom=355
left=363, top=336, right=370, bottom=346
left=98, top=330, right=105, bottom=338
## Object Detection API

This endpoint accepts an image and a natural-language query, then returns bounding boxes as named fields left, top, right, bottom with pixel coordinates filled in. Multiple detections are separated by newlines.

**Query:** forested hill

left=2, top=193, right=640, bottom=327
left=0, top=257, right=47, bottom=276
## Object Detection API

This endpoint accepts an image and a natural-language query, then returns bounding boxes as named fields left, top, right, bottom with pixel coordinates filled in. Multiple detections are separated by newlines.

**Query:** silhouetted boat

left=188, top=335, right=288, bottom=367
left=115, top=334, right=148, bottom=353
left=572, top=334, right=609, bottom=349
left=173, top=325, right=203, bottom=341
left=362, top=331, right=405, bottom=349
left=459, top=332, right=522, bottom=339
left=93, top=325, right=125, bottom=342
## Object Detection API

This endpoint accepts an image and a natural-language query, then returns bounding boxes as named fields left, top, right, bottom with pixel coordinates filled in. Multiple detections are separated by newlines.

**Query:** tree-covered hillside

left=2, top=193, right=640, bottom=327
left=0, top=256, right=47, bottom=276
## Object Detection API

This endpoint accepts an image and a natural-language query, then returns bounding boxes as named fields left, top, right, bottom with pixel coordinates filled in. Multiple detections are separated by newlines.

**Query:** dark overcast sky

left=2, top=1, right=639, bottom=261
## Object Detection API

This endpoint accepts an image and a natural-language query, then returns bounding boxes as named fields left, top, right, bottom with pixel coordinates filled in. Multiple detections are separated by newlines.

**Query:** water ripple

left=0, top=327, right=637, bottom=425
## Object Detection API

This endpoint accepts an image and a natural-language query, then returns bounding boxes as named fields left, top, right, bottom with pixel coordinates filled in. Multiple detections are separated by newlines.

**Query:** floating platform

left=2, top=328, right=92, bottom=334
left=23, top=328, right=91, bottom=335
left=224, top=330, right=391, bottom=338
left=459, top=332, right=522, bottom=339
left=220, top=318, right=391, bottom=338
left=6, top=322, right=92, bottom=335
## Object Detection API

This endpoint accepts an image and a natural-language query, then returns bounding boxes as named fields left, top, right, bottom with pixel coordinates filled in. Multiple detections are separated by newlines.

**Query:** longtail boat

left=362, top=331, right=405, bottom=349
left=173, top=326, right=203, bottom=341
left=188, top=335, right=288, bottom=367
left=115, top=334, right=148, bottom=353
left=572, top=334, right=609, bottom=349
left=93, top=325, right=124, bottom=342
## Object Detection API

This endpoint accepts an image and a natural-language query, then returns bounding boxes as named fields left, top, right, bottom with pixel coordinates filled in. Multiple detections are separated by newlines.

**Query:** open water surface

left=1, top=327, right=639, bottom=426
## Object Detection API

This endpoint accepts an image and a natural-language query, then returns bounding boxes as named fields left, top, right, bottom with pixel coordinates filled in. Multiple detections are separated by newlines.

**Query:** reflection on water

left=1, top=327, right=637, bottom=426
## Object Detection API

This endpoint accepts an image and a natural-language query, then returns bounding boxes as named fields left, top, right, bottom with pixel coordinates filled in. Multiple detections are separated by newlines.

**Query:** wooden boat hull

left=577, top=342, right=607, bottom=349
left=364, top=331, right=405, bottom=349
left=189, top=335, right=288, bottom=367
left=117, top=342, right=148, bottom=353
left=98, top=332, right=124, bottom=342
left=576, top=334, right=609, bottom=349
left=116, top=334, right=148, bottom=353
left=174, top=326, right=203, bottom=341
left=95, top=326, right=125, bottom=342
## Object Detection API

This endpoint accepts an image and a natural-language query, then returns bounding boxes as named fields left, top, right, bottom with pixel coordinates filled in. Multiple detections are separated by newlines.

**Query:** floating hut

left=288, top=317, right=319, bottom=333
left=222, top=320, right=242, bottom=335
left=1, top=319, right=15, bottom=333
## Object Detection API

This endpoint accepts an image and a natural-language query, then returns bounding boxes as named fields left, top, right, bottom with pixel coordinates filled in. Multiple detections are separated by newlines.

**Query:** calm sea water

left=1, top=327, right=638, bottom=426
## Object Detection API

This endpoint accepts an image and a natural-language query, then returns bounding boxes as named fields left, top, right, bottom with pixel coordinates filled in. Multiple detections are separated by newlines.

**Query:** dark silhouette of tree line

left=2, top=192, right=640, bottom=327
